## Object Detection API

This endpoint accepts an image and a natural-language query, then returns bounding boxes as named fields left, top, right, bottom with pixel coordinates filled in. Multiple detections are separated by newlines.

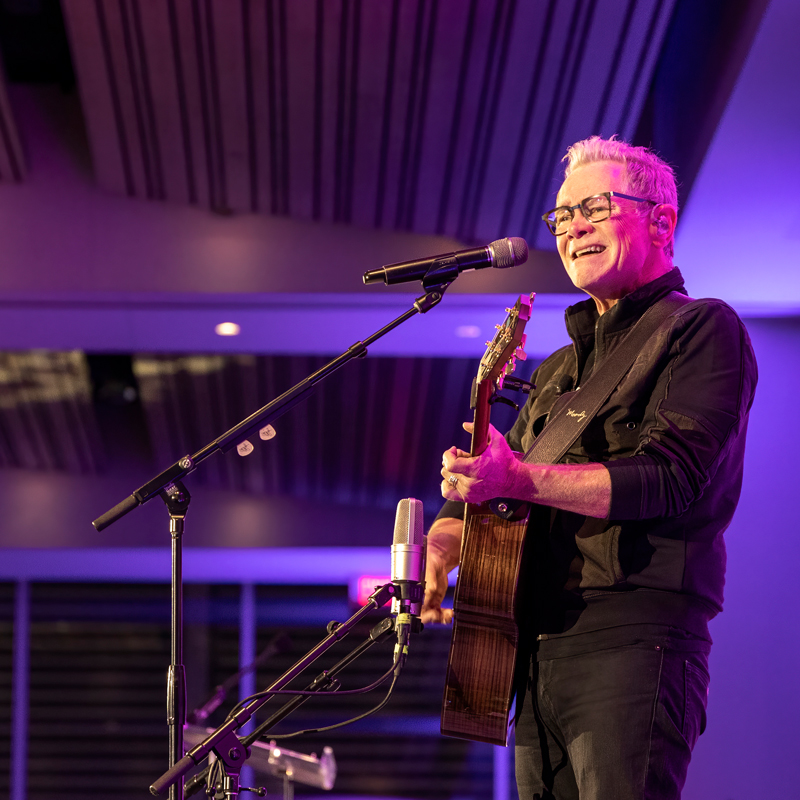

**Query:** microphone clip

left=413, top=283, right=449, bottom=314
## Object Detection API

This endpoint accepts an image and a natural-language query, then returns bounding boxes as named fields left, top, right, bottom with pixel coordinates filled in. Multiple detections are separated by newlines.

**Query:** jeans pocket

left=683, top=657, right=710, bottom=747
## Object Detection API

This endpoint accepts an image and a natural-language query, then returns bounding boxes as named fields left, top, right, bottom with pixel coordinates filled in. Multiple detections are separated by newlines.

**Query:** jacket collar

left=564, top=266, right=688, bottom=344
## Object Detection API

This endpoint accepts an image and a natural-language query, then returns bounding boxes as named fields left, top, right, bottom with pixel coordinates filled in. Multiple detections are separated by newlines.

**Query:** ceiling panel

left=0, top=351, right=102, bottom=473
left=61, top=0, right=676, bottom=249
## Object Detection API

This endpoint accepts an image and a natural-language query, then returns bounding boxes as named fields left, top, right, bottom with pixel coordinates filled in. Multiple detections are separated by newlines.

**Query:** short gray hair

left=563, top=136, right=678, bottom=257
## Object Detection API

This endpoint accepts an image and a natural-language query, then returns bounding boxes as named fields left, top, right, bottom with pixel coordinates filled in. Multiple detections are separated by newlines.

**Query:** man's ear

left=650, top=204, right=677, bottom=246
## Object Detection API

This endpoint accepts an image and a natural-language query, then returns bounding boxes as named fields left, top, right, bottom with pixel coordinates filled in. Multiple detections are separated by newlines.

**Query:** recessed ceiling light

left=215, top=322, right=241, bottom=336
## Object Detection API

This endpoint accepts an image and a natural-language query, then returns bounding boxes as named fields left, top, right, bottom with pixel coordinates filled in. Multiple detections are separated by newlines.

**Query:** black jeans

left=514, top=627, right=710, bottom=800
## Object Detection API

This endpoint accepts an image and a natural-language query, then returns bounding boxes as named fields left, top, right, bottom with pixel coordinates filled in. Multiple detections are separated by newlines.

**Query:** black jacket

left=440, top=268, right=758, bottom=641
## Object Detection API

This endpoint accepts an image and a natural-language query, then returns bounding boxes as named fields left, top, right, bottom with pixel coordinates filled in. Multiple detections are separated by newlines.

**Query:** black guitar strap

left=490, top=291, right=693, bottom=518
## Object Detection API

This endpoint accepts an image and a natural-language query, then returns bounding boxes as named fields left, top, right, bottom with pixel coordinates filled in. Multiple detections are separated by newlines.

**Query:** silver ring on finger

left=448, top=474, right=459, bottom=487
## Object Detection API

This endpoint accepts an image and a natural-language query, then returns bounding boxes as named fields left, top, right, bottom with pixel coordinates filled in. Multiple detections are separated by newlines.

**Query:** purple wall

left=683, top=316, right=800, bottom=799
left=677, top=0, right=800, bottom=309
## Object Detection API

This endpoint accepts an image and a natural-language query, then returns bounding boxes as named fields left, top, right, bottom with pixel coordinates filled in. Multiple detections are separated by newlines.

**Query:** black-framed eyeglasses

left=542, top=191, right=656, bottom=236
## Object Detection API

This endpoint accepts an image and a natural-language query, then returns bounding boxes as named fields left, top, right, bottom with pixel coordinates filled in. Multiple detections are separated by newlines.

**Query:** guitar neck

left=470, top=379, right=493, bottom=458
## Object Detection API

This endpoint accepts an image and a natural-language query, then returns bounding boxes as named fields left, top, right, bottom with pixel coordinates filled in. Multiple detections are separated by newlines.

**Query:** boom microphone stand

left=91, top=285, right=449, bottom=800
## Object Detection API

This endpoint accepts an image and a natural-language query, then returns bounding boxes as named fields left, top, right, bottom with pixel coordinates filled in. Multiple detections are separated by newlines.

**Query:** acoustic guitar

left=440, top=293, right=534, bottom=747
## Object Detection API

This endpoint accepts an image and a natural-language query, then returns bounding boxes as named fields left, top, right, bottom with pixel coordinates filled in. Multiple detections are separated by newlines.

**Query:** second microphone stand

left=151, top=581, right=422, bottom=797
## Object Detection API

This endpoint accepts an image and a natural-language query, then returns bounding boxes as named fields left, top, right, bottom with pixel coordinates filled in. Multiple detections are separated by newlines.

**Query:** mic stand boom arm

left=92, top=285, right=448, bottom=531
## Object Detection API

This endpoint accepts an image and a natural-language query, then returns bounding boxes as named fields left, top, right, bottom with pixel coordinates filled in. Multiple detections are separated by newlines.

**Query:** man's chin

left=566, top=264, right=602, bottom=293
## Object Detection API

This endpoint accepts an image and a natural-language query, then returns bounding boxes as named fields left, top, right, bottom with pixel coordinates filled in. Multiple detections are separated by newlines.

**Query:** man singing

left=422, top=136, right=757, bottom=799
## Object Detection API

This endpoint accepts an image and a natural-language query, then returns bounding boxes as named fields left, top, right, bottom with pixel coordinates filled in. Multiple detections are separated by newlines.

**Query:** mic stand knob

left=208, top=773, right=264, bottom=800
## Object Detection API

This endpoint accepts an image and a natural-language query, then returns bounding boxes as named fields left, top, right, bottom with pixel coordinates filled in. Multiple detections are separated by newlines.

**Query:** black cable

left=266, top=670, right=401, bottom=739
left=225, top=655, right=401, bottom=720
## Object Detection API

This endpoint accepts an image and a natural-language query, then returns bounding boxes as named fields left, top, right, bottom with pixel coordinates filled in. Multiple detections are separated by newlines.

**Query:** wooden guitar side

left=440, top=502, right=529, bottom=746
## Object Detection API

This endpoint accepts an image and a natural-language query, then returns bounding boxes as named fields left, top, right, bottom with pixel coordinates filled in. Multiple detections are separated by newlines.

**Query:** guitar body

left=440, top=502, right=530, bottom=745
left=439, top=294, right=534, bottom=747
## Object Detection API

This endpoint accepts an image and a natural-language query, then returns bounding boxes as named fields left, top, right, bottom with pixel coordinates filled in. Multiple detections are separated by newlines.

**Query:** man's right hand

left=421, top=549, right=454, bottom=624
left=421, top=517, right=463, bottom=625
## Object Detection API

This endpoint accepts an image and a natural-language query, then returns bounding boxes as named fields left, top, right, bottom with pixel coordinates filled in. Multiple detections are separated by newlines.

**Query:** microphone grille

left=393, top=498, right=424, bottom=546
left=490, top=237, right=529, bottom=269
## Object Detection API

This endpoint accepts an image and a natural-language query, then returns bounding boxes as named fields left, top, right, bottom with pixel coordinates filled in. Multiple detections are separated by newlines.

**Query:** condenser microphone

left=391, top=498, right=425, bottom=672
left=363, top=237, right=529, bottom=287
left=390, top=498, right=426, bottom=617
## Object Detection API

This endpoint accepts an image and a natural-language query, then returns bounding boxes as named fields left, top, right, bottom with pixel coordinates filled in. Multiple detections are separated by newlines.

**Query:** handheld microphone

left=390, top=498, right=426, bottom=671
left=363, top=237, right=528, bottom=287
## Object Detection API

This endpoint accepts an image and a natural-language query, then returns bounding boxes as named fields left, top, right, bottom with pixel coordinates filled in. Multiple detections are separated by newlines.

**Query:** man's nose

left=566, top=208, right=593, bottom=237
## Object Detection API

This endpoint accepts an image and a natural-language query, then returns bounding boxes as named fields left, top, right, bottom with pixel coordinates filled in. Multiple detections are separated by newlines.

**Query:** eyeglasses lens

left=546, top=194, right=611, bottom=235
left=582, top=194, right=610, bottom=222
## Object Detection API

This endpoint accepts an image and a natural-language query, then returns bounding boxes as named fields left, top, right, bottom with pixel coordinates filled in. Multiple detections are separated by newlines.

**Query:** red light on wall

left=351, top=575, right=392, bottom=606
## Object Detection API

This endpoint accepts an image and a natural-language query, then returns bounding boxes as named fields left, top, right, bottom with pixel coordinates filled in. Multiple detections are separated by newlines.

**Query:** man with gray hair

left=423, top=136, right=757, bottom=799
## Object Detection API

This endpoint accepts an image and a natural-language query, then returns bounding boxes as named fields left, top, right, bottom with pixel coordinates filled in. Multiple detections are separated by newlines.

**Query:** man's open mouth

left=573, top=245, right=606, bottom=260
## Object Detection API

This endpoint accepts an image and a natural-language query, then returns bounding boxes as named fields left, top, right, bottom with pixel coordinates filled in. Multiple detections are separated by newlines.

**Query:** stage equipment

left=183, top=726, right=336, bottom=798
left=390, top=498, right=426, bottom=667
left=157, top=578, right=421, bottom=798
left=181, top=499, right=425, bottom=798
left=362, top=237, right=528, bottom=288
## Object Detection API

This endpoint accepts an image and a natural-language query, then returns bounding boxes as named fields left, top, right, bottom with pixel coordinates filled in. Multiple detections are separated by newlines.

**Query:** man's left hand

left=440, top=423, right=520, bottom=504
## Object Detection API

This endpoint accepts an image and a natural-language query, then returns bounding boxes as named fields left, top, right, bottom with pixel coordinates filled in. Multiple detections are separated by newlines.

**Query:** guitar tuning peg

left=237, top=440, right=254, bottom=457
left=259, top=424, right=276, bottom=440
left=504, top=307, right=512, bottom=313
left=515, top=348, right=527, bottom=361
left=495, top=324, right=501, bottom=329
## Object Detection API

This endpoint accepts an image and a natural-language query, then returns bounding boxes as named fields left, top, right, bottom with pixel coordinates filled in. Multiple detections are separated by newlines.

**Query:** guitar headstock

left=477, top=293, right=534, bottom=391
